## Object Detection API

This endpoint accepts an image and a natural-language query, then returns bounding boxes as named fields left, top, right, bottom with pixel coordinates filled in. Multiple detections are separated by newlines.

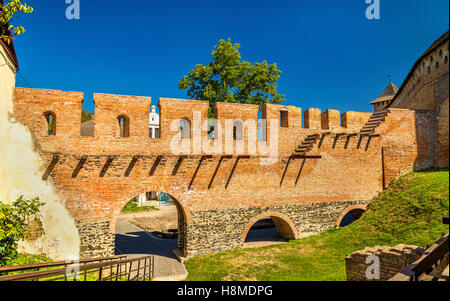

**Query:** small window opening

left=180, top=119, right=191, bottom=139
left=44, top=112, right=56, bottom=135
left=280, top=110, right=289, bottom=128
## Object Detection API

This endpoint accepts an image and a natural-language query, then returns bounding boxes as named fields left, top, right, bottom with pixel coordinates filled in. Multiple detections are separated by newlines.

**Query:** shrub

left=0, top=196, right=44, bottom=265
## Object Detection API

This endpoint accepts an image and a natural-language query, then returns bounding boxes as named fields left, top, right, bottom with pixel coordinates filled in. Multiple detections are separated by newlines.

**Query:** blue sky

left=13, top=0, right=449, bottom=114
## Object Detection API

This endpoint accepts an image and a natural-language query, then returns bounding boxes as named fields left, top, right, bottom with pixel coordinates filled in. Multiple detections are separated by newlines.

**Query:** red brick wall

left=214, top=102, right=259, bottom=154
left=158, top=98, right=209, bottom=139
left=388, top=36, right=449, bottom=168
left=321, top=109, right=342, bottom=130
left=304, top=108, right=321, bottom=129
left=94, top=93, right=151, bottom=138
left=12, top=87, right=424, bottom=257
left=14, top=88, right=83, bottom=138
left=377, top=109, right=425, bottom=186
left=341, top=111, right=372, bottom=131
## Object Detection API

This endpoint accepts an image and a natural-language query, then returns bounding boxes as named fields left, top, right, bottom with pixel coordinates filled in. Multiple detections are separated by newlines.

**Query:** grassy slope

left=185, top=169, right=449, bottom=281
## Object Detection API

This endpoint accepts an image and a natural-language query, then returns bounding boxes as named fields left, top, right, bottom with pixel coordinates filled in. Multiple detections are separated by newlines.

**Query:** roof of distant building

left=369, top=82, right=399, bottom=104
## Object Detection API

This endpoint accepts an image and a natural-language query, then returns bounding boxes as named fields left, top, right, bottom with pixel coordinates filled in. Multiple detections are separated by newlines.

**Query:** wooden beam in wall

left=100, top=156, right=115, bottom=178
left=42, top=154, right=60, bottom=181
left=71, top=155, right=88, bottom=178
left=124, top=156, right=140, bottom=177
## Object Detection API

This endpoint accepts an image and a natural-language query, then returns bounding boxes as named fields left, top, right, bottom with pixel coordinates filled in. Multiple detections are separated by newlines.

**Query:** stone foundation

left=345, top=244, right=425, bottom=281
left=77, top=220, right=115, bottom=258
left=185, top=200, right=368, bottom=257
left=75, top=200, right=368, bottom=258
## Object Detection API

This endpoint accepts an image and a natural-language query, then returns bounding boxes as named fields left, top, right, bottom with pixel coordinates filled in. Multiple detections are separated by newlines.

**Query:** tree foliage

left=0, top=0, right=33, bottom=44
left=179, top=39, right=285, bottom=113
left=81, top=110, right=93, bottom=123
left=0, top=196, right=44, bottom=265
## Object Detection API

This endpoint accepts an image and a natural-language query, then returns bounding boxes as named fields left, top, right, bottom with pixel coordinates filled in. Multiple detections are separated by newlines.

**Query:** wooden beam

left=365, top=136, right=373, bottom=151
left=332, top=133, right=346, bottom=149
left=42, top=154, right=60, bottom=181
left=208, top=156, right=225, bottom=190
left=294, top=158, right=306, bottom=186
left=318, top=132, right=331, bottom=149
left=71, top=155, right=88, bottom=178
left=100, top=156, right=115, bottom=178
left=172, top=156, right=186, bottom=176
left=149, top=156, right=163, bottom=176
left=124, top=156, right=140, bottom=177
left=357, top=135, right=364, bottom=149
left=225, top=157, right=241, bottom=189
left=279, top=157, right=292, bottom=187
left=188, top=156, right=212, bottom=190
left=344, top=134, right=357, bottom=150
left=291, top=155, right=322, bottom=159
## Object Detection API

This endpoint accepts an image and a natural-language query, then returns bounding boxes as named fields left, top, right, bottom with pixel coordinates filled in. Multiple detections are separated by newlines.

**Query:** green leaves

left=179, top=38, right=285, bottom=109
left=0, top=0, right=33, bottom=44
left=81, top=110, right=94, bottom=122
left=0, top=196, right=44, bottom=264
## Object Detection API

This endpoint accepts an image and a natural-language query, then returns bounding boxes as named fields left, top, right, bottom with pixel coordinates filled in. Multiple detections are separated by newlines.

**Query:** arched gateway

left=13, top=89, right=424, bottom=258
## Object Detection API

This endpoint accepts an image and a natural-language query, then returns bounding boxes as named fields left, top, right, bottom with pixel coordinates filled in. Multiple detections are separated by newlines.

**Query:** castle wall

left=94, top=93, right=152, bottom=138
left=13, top=88, right=83, bottom=138
left=389, top=35, right=449, bottom=168
left=11, top=87, right=423, bottom=258
left=321, top=109, right=342, bottom=131
left=341, top=111, right=373, bottom=131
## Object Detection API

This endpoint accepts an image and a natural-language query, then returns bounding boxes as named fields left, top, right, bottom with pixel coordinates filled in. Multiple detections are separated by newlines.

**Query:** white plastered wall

left=0, top=45, right=80, bottom=261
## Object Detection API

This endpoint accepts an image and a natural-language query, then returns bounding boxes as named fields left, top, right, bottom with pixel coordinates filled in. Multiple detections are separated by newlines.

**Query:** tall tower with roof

left=370, top=82, right=399, bottom=112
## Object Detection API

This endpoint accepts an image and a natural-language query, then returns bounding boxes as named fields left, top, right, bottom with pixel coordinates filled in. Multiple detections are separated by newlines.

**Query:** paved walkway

left=115, top=218, right=187, bottom=281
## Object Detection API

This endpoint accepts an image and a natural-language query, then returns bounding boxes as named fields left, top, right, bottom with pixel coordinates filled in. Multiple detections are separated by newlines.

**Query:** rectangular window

left=280, top=110, right=289, bottom=128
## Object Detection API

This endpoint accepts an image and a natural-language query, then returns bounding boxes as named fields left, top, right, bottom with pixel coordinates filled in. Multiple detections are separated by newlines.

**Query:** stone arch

left=240, top=211, right=299, bottom=245
left=336, top=204, right=367, bottom=227
left=109, top=185, right=191, bottom=255
left=43, top=111, right=56, bottom=135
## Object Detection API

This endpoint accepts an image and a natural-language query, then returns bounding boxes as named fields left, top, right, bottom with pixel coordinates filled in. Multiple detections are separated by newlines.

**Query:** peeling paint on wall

left=1, top=46, right=80, bottom=261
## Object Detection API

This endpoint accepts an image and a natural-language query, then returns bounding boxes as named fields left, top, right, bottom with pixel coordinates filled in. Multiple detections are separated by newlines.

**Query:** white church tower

left=149, top=105, right=160, bottom=138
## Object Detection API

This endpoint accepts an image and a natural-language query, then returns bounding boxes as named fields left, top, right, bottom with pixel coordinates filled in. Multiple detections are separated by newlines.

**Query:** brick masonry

left=345, top=245, right=425, bottom=281
left=389, top=33, right=449, bottom=168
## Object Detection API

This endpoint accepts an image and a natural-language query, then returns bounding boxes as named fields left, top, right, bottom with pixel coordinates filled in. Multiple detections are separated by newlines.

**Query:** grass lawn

left=1, top=253, right=52, bottom=267
left=185, top=169, right=449, bottom=281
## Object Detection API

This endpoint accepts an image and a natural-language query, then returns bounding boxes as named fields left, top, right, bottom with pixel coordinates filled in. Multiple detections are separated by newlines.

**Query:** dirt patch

left=129, top=216, right=178, bottom=239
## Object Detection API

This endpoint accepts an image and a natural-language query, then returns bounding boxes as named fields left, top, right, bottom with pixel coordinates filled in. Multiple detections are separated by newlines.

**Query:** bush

left=0, top=196, right=45, bottom=265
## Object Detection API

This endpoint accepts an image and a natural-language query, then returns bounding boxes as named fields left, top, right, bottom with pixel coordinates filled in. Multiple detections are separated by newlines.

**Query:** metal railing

left=391, top=233, right=449, bottom=281
left=0, top=255, right=154, bottom=281
left=0, top=256, right=126, bottom=276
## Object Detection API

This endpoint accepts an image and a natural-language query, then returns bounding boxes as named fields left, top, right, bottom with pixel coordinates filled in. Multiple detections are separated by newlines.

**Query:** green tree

left=179, top=39, right=285, bottom=116
left=0, top=0, right=33, bottom=44
left=81, top=109, right=93, bottom=123
left=0, top=196, right=44, bottom=265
